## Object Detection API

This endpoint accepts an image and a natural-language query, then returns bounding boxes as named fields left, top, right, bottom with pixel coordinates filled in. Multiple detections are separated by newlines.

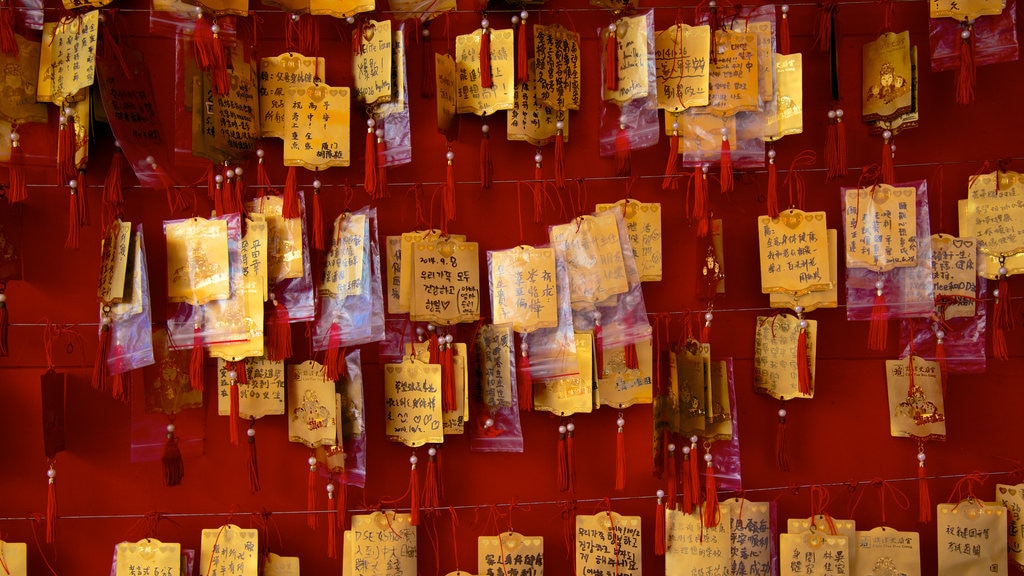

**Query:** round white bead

left=794, top=305, right=803, bottom=314
left=167, top=423, right=176, bottom=434
left=566, top=422, right=575, bottom=432
left=485, top=418, right=495, bottom=428
left=511, top=15, right=519, bottom=25
left=0, top=294, right=6, bottom=303
left=535, top=153, right=543, bottom=164
left=999, top=266, right=1008, bottom=276
left=234, top=166, right=243, bottom=176
left=835, top=109, right=844, bottom=118
left=616, top=417, right=625, bottom=427
left=936, top=329, right=945, bottom=340
left=247, top=427, right=256, bottom=438
left=256, top=149, right=265, bottom=159
left=994, top=288, right=1001, bottom=298
left=215, top=174, right=224, bottom=184
left=520, top=10, right=528, bottom=19
left=799, top=320, right=808, bottom=330
left=481, top=18, right=489, bottom=29
left=656, top=489, right=665, bottom=499
left=291, top=13, right=300, bottom=21
left=682, top=445, right=691, bottom=455
left=428, top=447, right=437, bottom=457
left=313, top=179, right=322, bottom=189
left=227, top=370, right=237, bottom=381
left=326, top=483, right=335, bottom=494
left=827, top=110, right=837, bottom=120
left=346, top=16, right=355, bottom=24
left=367, top=118, right=375, bottom=128
left=422, top=28, right=430, bottom=38
left=882, top=129, right=892, bottom=140
left=47, top=468, right=56, bottom=479
left=308, top=456, right=318, bottom=466
left=556, top=120, right=564, bottom=130
left=875, top=280, right=885, bottom=291
left=558, top=425, right=567, bottom=434
left=210, top=23, right=220, bottom=35
left=376, top=128, right=384, bottom=139
left=781, top=4, right=789, bottom=13
left=446, top=151, right=455, bottom=161
left=961, top=28, right=971, bottom=39
left=481, top=123, right=490, bottom=134
left=409, top=454, right=418, bottom=466
left=690, top=435, right=698, bottom=444
left=705, top=311, right=714, bottom=322
left=225, top=169, right=235, bottom=179
left=68, top=179, right=78, bottom=189
left=768, top=149, right=776, bottom=159
left=9, top=132, right=18, bottom=143
left=778, top=408, right=787, bottom=418
left=608, top=23, right=616, bottom=32
left=704, top=453, right=713, bottom=463
left=917, top=452, right=926, bottom=463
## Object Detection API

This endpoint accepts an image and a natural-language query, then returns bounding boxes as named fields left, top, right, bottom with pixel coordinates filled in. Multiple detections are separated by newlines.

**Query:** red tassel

left=480, top=126, right=493, bottom=189
left=327, top=482, right=338, bottom=558
left=993, top=276, right=1012, bottom=360
left=688, top=439, right=701, bottom=508
left=444, top=150, right=456, bottom=229
left=693, top=165, right=709, bottom=237
left=324, top=323, right=346, bottom=381
left=624, top=342, right=639, bottom=370
left=719, top=134, right=733, bottom=193
left=708, top=10, right=719, bottom=63
left=662, top=129, right=680, bottom=191
left=376, top=131, right=388, bottom=195
left=8, top=133, right=25, bottom=203
left=307, top=455, right=318, bottom=529
left=46, top=465, right=57, bottom=544
left=557, top=425, right=568, bottom=491
left=162, top=423, right=184, bottom=486
left=283, top=166, right=300, bottom=219
left=555, top=125, right=566, bottom=190
left=0, top=0, right=17, bottom=56
left=213, top=170, right=226, bottom=215
left=701, top=311, right=712, bottom=344
left=65, top=184, right=80, bottom=250
left=111, top=370, right=128, bottom=404
left=667, top=444, right=678, bottom=510
left=615, top=125, right=631, bottom=177
left=796, top=325, right=811, bottom=395
left=654, top=492, right=666, bottom=556
left=256, top=150, right=272, bottom=197
left=337, top=472, right=347, bottom=530
left=480, top=26, right=493, bottom=89
left=956, top=23, right=976, bottom=105
left=779, top=5, right=791, bottom=54
left=420, top=24, right=435, bottom=99
left=516, top=13, right=524, bottom=83
left=535, top=151, right=543, bottom=183
left=517, top=341, right=533, bottom=411
left=615, top=415, right=626, bottom=491
left=767, top=147, right=779, bottom=217
left=776, top=405, right=790, bottom=471
left=92, top=319, right=111, bottom=392
left=935, top=332, right=947, bottom=381
left=566, top=422, right=576, bottom=492
left=681, top=447, right=693, bottom=514
left=311, top=184, right=324, bottom=252
left=702, top=452, right=719, bottom=528
left=193, top=15, right=229, bottom=96
left=103, top=148, right=125, bottom=225
left=441, top=342, right=456, bottom=412
left=881, top=133, right=895, bottom=185
left=266, top=299, right=292, bottom=361
left=835, top=110, right=847, bottom=176
left=0, top=289, right=9, bottom=356
left=409, top=454, right=420, bottom=526
left=594, top=321, right=605, bottom=379
left=229, top=379, right=240, bottom=446
left=58, top=115, right=77, bottom=184
left=423, top=446, right=440, bottom=509
left=604, top=24, right=618, bottom=92
left=824, top=108, right=848, bottom=180
left=364, top=119, right=378, bottom=198
left=190, top=324, right=204, bottom=391
left=917, top=448, right=931, bottom=523
left=77, top=169, right=89, bottom=227
left=247, top=420, right=261, bottom=493
left=868, top=286, right=888, bottom=351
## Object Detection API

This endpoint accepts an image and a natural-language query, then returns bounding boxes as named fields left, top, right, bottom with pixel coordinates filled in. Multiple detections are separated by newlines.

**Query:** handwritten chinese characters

left=533, top=24, right=581, bottom=111
left=322, top=213, right=369, bottom=298
left=575, top=512, right=642, bottom=576
left=284, top=84, right=351, bottom=169
left=595, top=200, right=662, bottom=282
left=456, top=28, right=515, bottom=116
left=508, top=59, right=566, bottom=147
left=38, top=11, right=99, bottom=103
left=996, top=483, right=1024, bottom=570
left=937, top=500, right=1008, bottom=576
left=931, top=235, right=977, bottom=319
left=844, top=185, right=918, bottom=271
left=435, top=53, right=458, bottom=133
left=665, top=505, right=731, bottom=576
left=217, top=357, right=285, bottom=419
left=115, top=539, right=181, bottom=576
left=724, top=499, right=772, bottom=576
left=758, top=210, right=831, bottom=295
left=476, top=324, right=515, bottom=409
left=259, top=54, right=324, bottom=139
left=490, top=246, right=558, bottom=333
left=931, top=0, right=1003, bottom=24
left=344, top=512, right=417, bottom=576
left=965, top=171, right=1024, bottom=259
left=655, top=24, right=710, bottom=112
left=550, top=211, right=629, bottom=311
left=707, top=30, right=759, bottom=116
left=200, top=525, right=258, bottom=576
left=353, top=20, right=394, bottom=106
left=780, top=529, right=850, bottom=576
left=477, top=532, right=543, bottom=576
left=98, top=220, right=133, bottom=304
left=384, top=358, right=442, bottom=447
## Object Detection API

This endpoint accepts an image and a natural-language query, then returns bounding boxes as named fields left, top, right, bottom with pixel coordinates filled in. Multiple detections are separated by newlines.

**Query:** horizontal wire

left=0, top=468, right=1015, bottom=523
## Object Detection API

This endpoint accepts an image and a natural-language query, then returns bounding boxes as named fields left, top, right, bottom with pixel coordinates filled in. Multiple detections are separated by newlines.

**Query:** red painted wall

left=2, top=0, right=1024, bottom=574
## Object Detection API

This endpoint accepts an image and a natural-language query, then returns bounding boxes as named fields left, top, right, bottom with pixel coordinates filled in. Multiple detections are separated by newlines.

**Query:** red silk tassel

left=667, top=445, right=678, bottom=510
left=516, top=15, right=528, bottom=83
left=376, top=132, right=388, bottom=194
left=480, top=127, right=493, bottom=189
left=780, top=6, right=791, bottom=54
left=324, top=323, right=346, bottom=382
left=103, top=148, right=125, bottom=224
left=688, top=441, right=701, bottom=508
left=917, top=448, right=931, bottom=523
left=662, top=130, right=679, bottom=191
left=92, top=320, right=111, bottom=392
left=624, top=342, right=639, bottom=370
left=409, top=454, right=420, bottom=526
left=311, top=186, right=324, bottom=252
left=881, top=134, right=895, bottom=185
left=423, top=447, right=440, bottom=509
left=337, top=472, right=347, bottom=530
left=935, top=333, right=947, bottom=381
left=58, top=116, right=77, bottom=184
left=441, top=342, right=456, bottom=412
left=776, top=405, right=790, bottom=471
left=680, top=447, right=693, bottom=514
left=554, top=126, right=566, bottom=190
left=283, top=166, right=300, bottom=219
left=9, top=134, right=25, bottom=203
left=835, top=111, right=848, bottom=176
left=444, top=150, right=456, bottom=228
left=480, top=26, right=493, bottom=88
left=247, top=420, right=261, bottom=493
left=594, top=321, right=605, bottom=379
left=0, top=289, right=9, bottom=356
left=604, top=25, right=618, bottom=91
left=364, top=120, right=378, bottom=198
left=256, top=150, right=271, bottom=197
left=76, top=170, right=89, bottom=227
left=111, top=370, right=128, bottom=404
left=956, top=23, right=976, bottom=106
left=229, top=379, right=240, bottom=446
left=701, top=312, right=712, bottom=344
left=46, top=465, right=57, bottom=543
left=703, top=454, right=720, bottom=528
left=307, top=455, right=318, bottom=529
left=162, top=424, right=184, bottom=486
left=266, top=300, right=292, bottom=361
left=0, top=0, right=16, bottom=56
left=65, top=184, right=80, bottom=250
left=708, top=10, right=719, bottom=63
left=327, top=483, right=337, bottom=558
left=615, top=415, right=626, bottom=491
left=517, top=343, right=533, bottom=411
left=557, top=425, right=568, bottom=491
left=993, top=277, right=1012, bottom=361
left=719, top=134, right=733, bottom=193
left=869, top=287, right=888, bottom=351
left=615, top=125, right=631, bottom=177
left=655, top=492, right=666, bottom=555
left=193, top=16, right=229, bottom=95
left=797, top=326, right=811, bottom=395
left=824, top=108, right=848, bottom=180
left=566, top=422, right=576, bottom=492
left=693, top=165, right=709, bottom=237
left=190, top=324, right=204, bottom=391
left=767, top=147, right=779, bottom=218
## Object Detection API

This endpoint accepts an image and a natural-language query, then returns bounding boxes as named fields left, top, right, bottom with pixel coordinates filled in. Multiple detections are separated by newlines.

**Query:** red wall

left=2, top=0, right=1024, bottom=574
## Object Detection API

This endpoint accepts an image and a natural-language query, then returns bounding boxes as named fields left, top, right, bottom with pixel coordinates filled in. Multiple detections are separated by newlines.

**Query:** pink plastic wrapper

left=522, top=246, right=579, bottom=381
left=272, top=191, right=316, bottom=324
left=103, top=225, right=155, bottom=376
left=899, top=301, right=987, bottom=375
left=598, top=11, right=660, bottom=159
left=844, top=180, right=934, bottom=321
left=930, top=0, right=1019, bottom=72
left=471, top=324, right=525, bottom=453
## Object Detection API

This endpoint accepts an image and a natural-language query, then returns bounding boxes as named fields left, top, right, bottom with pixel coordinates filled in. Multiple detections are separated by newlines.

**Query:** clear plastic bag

left=899, top=311, right=987, bottom=375
left=708, top=358, right=741, bottom=492
left=598, top=11, right=660, bottom=159
left=270, top=191, right=316, bottom=323
left=523, top=247, right=579, bottom=381
left=844, top=180, right=934, bottom=321
left=376, top=23, right=413, bottom=169
left=472, top=324, right=525, bottom=453
left=104, top=225, right=155, bottom=376
left=314, top=206, right=384, bottom=350
left=930, top=0, right=1018, bottom=72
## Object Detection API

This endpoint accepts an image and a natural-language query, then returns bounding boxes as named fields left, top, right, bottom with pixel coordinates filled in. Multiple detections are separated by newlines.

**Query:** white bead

left=346, top=16, right=355, bottom=24
left=422, top=28, right=430, bottom=38
left=781, top=4, right=789, bottom=13
left=376, top=128, right=384, bottom=139
left=671, top=121, right=679, bottom=131
left=445, top=334, right=454, bottom=344
left=999, top=266, right=1008, bottom=276
left=9, top=132, right=17, bottom=143
left=875, top=280, right=885, bottom=291
left=566, top=422, right=575, bottom=432
left=718, top=45, right=726, bottom=54
left=994, top=288, right=1001, bottom=298
left=682, top=445, right=691, bottom=455
left=227, top=370, right=237, bottom=381
left=247, top=427, right=256, bottom=438
left=194, top=5, right=202, bottom=14
left=704, top=453, right=713, bottom=463
left=935, top=329, right=945, bottom=340
left=701, top=164, right=709, bottom=174
left=47, top=468, right=56, bottom=479
left=367, top=118, right=375, bottom=128
left=835, top=109, right=844, bottom=118
left=535, top=153, right=543, bottom=164
left=778, top=408, right=787, bottom=418
left=210, top=23, right=220, bottom=35
left=882, top=130, right=892, bottom=140
left=256, top=149, right=265, bottom=159
left=890, top=143, right=896, bottom=153
left=708, top=0, right=716, bottom=7
left=961, top=28, right=971, bottom=39
left=428, top=447, right=437, bottom=457
left=225, top=169, right=235, bottom=179
left=668, top=443, right=676, bottom=452
left=720, top=127, right=728, bottom=138
left=215, top=174, right=224, bottom=184
left=481, top=123, right=490, bottom=134
left=101, top=316, right=112, bottom=326
left=511, top=15, right=519, bottom=25
left=794, top=305, right=803, bottom=314
left=485, top=418, right=495, bottom=428
left=616, top=417, right=625, bottom=428
left=656, top=489, right=665, bottom=499
left=313, top=179, right=322, bottom=189
left=608, top=23, right=616, bottom=32
left=557, top=120, right=564, bottom=130
left=520, top=10, right=528, bottom=19
left=64, top=106, right=73, bottom=117
left=167, top=423, right=176, bottom=434
left=68, top=179, right=77, bottom=189
left=326, top=483, right=335, bottom=493
left=409, top=454, right=418, bottom=466
left=308, top=456, right=318, bottom=466
left=827, top=110, right=836, bottom=120
left=291, top=13, right=300, bottom=21
left=690, top=435, right=698, bottom=444
left=58, top=115, right=67, bottom=125
left=799, top=320, right=808, bottom=330
left=768, top=149, right=776, bottom=159
left=917, top=452, right=926, bottom=463
left=446, top=151, right=455, bottom=161
left=558, top=425, right=567, bottom=434
left=705, top=311, right=714, bottom=322
left=234, top=166, right=243, bottom=176
left=0, top=294, right=6, bottom=303
left=481, top=18, right=489, bottom=29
